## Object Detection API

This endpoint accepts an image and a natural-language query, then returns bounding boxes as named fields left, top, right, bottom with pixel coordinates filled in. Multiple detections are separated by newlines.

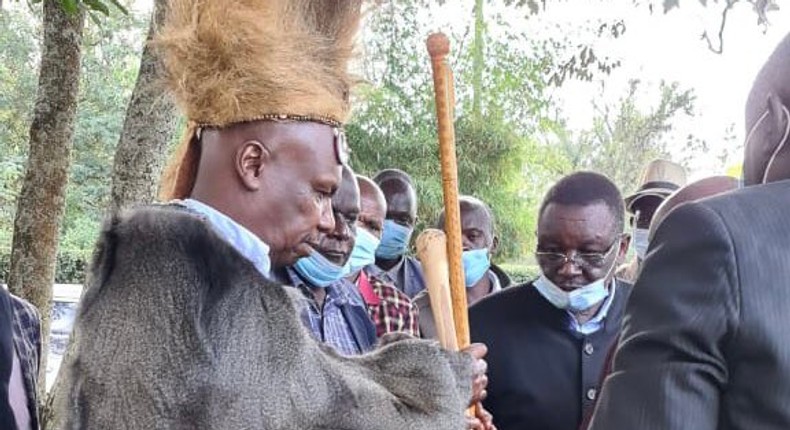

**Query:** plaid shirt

left=278, top=268, right=368, bottom=356
left=10, top=295, right=41, bottom=430
left=357, top=271, right=420, bottom=338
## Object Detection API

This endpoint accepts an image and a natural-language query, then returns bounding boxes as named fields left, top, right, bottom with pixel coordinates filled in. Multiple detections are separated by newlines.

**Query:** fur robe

left=63, top=206, right=473, bottom=429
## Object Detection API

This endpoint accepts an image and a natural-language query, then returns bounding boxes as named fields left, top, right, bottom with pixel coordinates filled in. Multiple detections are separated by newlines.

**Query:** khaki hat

left=625, top=159, right=687, bottom=212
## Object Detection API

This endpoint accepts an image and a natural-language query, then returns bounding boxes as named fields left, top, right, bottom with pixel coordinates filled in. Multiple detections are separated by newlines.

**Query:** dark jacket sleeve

left=587, top=201, right=740, bottom=430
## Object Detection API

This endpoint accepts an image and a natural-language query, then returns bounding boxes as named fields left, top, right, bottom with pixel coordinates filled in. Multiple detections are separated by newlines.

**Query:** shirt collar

left=568, top=279, right=617, bottom=335
left=488, top=270, right=502, bottom=293
left=181, top=199, right=271, bottom=278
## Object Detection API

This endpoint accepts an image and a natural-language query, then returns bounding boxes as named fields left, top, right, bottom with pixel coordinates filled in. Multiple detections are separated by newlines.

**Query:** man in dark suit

left=588, top=32, right=790, bottom=430
left=470, top=172, right=632, bottom=430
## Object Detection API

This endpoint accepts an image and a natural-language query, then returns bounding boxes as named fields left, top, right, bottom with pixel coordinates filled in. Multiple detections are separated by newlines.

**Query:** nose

left=556, top=254, right=583, bottom=277
left=331, top=215, right=351, bottom=240
left=461, top=236, right=473, bottom=251
left=317, top=199, right=336, bottom=234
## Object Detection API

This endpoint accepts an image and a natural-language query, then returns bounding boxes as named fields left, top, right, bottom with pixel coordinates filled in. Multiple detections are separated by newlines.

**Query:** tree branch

left=701, top=0, right=737, bottom=55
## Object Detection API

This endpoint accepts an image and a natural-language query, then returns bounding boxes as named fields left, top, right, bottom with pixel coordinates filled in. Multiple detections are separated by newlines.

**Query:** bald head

left=356, top=175, right=387, bottom=238
left=744, top=32, right=790, bottom=185
left=190, top=120, right=342, bottom=268
left=438, top=196, right=496, bottom=252
left=648, top=175, right=738, bottom=241
left=373, top=169, right=418, bottom=228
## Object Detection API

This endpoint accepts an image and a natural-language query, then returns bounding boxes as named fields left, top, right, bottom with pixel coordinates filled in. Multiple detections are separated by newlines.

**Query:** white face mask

left=533, top=247, right=618, bottom=312
left=632, top=228, right=649, bottom=260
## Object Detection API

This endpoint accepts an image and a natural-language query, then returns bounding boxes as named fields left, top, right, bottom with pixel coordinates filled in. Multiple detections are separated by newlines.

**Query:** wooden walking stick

left=426, top=32, right=470, bottom=350
left=416, top=229, right=459, bottom=351
left=424, top=33, right=483, bottom=420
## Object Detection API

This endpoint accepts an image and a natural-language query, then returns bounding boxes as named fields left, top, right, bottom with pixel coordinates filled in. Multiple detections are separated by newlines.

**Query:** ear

left=617, top=234, right=631, bottom=265
left=768, top=93, right=785, bottom=133
left=763, top=93, right=790, bottom=183
left=490, top=235, right=500, bottom=256
left=235, top=140, right=271, bottom=191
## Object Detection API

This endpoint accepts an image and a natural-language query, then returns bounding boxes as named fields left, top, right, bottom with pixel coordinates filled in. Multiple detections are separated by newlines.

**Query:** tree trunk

left=6, top=0, right=84, bottom=404
left=109, top=0, right=177, bottom=212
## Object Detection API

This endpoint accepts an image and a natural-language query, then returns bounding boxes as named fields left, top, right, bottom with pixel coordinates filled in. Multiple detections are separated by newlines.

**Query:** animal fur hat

left=156, top=0, right=362, bottom=199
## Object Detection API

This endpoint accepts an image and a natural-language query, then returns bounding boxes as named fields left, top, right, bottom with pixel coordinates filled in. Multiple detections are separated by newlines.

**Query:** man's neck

left=466, top=274, right=492, bottom=306
left=571, top=301, right=604, bottom=325
left=376, top=255, right=403, bottom=272
left=570, top=279, right=614, bottom=325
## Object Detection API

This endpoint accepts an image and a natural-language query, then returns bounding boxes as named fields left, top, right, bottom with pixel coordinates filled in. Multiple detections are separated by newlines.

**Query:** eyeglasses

left=535, top=236, right=622, bottom=270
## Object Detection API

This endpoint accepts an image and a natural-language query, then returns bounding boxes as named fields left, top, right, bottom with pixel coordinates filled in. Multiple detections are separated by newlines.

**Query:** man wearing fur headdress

left=62, top=1, right=493, bottom=429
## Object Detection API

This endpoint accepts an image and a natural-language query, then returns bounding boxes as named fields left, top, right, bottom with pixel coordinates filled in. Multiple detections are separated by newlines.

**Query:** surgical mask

left=348, top=228, right=381, bottom=274
left=744, top=104, right=790, bottom=184
left=462, top=249, right=491, bottom=288
left=294, top=250, right=350, bottom=288
left=375, top=220, right=413, bottom=260
left=632, top=228, right=649, bottom=260
left=533, top=250, right=617, bottom=312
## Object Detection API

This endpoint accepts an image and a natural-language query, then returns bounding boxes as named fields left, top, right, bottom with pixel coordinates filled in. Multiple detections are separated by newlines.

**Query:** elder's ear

left=761, top=93, right=790, bottom=183
left=236, top=140, right=272, bottom=191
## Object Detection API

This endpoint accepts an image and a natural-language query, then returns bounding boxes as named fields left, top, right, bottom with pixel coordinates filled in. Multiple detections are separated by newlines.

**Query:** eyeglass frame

left=535, top=234, right=624, bottom=270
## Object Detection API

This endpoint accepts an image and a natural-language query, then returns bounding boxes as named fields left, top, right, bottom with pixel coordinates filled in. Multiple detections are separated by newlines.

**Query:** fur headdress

left=156, top=0, right=362, bottom=200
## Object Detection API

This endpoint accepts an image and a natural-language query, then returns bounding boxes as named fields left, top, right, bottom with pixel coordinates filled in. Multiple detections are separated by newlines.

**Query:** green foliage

left=553, top=79, right=697, bottom=196
left=350, top=1, right=568, bottom=259
left=0, top=3, right=147, bottom=264
left=0, top=248, right=90, bottom=284
left=498, top=262, right=540, bottom=284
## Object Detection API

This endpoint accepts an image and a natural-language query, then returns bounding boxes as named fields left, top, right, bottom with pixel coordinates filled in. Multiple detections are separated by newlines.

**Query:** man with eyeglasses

left=587, top=33, right=790, bottom=430
left=469, top=172, right=632, bottom=430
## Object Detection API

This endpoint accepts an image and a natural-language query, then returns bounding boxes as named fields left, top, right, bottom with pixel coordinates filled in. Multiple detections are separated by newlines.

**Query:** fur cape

left=63, top=205, right=474, bottom=429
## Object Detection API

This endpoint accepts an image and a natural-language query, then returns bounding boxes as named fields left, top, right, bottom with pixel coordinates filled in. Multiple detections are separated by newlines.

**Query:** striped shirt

left=281, top=268, right=365, bottom=356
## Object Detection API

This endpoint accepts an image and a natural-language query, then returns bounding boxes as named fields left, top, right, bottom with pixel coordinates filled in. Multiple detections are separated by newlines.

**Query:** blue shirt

left=368, top=256, right=426, bottom=298
left=180, top=199, right=271, bottom=278
left=278, top=267, right=371, bottom=356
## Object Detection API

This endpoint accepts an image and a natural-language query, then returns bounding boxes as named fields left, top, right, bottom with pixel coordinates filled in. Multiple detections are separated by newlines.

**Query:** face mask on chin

left=293, top=249, right=351, bottom=288
left=533, top=246, right=619, bottom=312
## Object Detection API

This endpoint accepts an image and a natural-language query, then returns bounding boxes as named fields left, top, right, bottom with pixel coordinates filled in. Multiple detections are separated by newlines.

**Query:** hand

left=461, top=343, right=489, bottom=405
left=466, top=404, right=496, bottom=430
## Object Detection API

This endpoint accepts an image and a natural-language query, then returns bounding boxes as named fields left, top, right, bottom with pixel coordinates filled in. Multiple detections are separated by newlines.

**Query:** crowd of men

left=0, top=0, right=788, bottom=428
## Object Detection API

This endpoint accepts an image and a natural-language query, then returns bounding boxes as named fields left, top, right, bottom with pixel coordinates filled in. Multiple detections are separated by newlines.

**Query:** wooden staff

left=415, top=229, right=458, bottom=350
left=426, top=32, right=470, bottom=349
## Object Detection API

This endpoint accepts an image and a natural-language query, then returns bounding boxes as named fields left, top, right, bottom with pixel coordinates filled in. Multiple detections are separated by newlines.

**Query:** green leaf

left=106, top=0, right=129, bottom=15
left=60, top=0, right=79, bottom=14
left=84, top=0, right=110, bottom=16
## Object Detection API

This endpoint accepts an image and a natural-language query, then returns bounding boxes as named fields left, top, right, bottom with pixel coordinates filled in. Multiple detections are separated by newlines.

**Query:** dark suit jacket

left=588, top=180, right=790, bottom=430
left=470, top=279, right=632, bottom=430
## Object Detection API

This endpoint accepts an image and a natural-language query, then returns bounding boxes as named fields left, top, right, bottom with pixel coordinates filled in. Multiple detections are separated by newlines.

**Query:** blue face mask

left=349, top=228, right=381, bottom=274
left=533, top=251, right=618, bottom=312
left=375, top=219, right=413, bottom=260
left=462, top=249, right=490, bottom=288
left=293, top=250, right=351, bottom=288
